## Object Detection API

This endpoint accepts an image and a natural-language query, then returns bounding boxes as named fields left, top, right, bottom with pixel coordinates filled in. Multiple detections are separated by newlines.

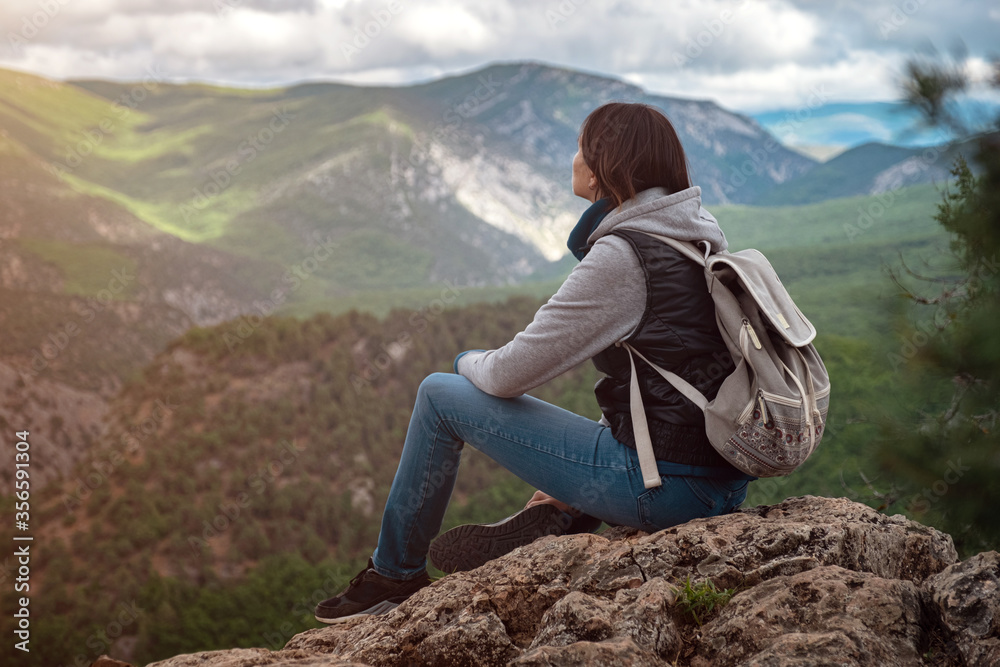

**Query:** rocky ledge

left=143, top=496, right=998, bottom=666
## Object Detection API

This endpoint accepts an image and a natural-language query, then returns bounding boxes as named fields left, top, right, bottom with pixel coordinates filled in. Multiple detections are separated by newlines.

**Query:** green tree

left=877, top=55, right=1000, bottom=554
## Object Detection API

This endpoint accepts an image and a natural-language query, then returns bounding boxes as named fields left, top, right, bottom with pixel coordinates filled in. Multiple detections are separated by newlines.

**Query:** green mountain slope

left=0, top=109, right=277, bottom=387
left=754, top=139, right=988, bottom=206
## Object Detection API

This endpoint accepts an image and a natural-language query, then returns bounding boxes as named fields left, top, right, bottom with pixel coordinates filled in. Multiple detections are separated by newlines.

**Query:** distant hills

left=752, top=139, right=977, bottom=207
left=752, top=101, right=947, bottom=151
left=1, top=62, right=971, bottom=307
left=0, top=62, right=822, bottom=329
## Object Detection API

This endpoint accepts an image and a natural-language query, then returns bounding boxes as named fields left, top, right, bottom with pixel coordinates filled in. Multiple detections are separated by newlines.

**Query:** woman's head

left=574, top=102, right=691, bottom=208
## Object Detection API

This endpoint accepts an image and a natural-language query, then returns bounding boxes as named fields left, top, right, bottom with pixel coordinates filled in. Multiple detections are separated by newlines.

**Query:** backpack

left=622, top=233, right=831, bottom=488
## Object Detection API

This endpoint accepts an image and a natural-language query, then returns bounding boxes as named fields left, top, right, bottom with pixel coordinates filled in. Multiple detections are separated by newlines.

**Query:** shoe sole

left=429, top=504, right=572, bottom=574
left=314, top=599, right=399, bottom=624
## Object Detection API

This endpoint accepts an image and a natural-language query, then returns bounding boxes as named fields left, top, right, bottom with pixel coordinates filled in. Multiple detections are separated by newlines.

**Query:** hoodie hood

left=588, top=186, right=728, bottom=253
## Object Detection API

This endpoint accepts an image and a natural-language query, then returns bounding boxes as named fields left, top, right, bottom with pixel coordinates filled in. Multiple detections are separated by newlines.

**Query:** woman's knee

left=416, top=372, right=468, bottom=405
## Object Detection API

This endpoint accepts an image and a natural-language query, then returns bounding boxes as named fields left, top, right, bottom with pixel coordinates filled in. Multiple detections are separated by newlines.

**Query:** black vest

left=592, top=230, right=736, bottom=468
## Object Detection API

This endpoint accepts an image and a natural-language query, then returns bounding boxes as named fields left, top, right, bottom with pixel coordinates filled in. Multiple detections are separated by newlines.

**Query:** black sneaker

left=429, top=503, right=603, bottom=574
left=314, top=559, right=431, bottom=624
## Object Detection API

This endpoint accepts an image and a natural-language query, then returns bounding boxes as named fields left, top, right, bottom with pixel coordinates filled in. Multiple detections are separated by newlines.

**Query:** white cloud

left=394, top=3, right=493, bottom=57
left=735, top=2, right=820, bottom=60
left=628, top=50, right=903, bottom=111
left=966, top=56, right=997, bottom=85
left=0, top=0, right=995, bottom=110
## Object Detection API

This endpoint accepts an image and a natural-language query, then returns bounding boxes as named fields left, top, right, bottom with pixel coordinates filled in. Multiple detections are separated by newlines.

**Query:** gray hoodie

left=456, top=186, right=728, bottom=398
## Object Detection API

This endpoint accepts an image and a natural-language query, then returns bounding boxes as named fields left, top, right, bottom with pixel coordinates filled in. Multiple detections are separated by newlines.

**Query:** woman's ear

left=588, top=174, right=601, bottom=201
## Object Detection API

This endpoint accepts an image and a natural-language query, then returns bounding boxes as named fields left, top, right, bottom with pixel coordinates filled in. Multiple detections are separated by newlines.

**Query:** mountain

left=62, top=61, right=817, bottom=262
left=754, top=137, right=984, bottom=207
left=0, top=62, right=819, bottom=364
left=6, top=62, right=817, bottom=279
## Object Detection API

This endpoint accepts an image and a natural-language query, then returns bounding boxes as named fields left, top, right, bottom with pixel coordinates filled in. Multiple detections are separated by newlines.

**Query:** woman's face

left=572, top=136, right=598, bottom=202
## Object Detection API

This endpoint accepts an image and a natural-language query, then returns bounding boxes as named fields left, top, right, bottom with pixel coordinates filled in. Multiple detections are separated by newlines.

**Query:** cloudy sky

left=0, top=0, right=997, bottom=111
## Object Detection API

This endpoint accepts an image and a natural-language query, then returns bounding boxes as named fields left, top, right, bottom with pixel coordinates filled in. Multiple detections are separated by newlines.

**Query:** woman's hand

left=524, top=490, right=580, bottom=516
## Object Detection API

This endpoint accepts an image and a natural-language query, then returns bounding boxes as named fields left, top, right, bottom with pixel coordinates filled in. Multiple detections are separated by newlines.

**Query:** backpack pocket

left=730, top=385, right=829, bottom=473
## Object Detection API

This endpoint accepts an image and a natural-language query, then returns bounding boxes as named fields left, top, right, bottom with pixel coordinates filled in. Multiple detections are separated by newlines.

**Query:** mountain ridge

left=754, top=138, right=984, bottom=206
left=4, top=59, right=962, bottom=309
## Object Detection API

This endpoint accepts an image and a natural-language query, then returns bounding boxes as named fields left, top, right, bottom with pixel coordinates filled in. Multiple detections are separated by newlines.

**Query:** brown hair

left=579, top=102, right=692, bottom=208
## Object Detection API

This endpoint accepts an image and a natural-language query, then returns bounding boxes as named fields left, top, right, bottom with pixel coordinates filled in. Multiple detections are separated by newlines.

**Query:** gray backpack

left=623, top=233, right=831, bottom=488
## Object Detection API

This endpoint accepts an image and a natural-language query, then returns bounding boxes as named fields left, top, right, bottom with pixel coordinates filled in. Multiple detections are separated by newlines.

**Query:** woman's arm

left=456, top=236, right=646, bottom=397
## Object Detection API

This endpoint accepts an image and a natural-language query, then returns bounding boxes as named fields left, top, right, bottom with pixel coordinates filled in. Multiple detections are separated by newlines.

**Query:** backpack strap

left=641, top=233, right=711, bottom=265
left=625, top=343, right=709, bottom=409
left=624, top=344, right=662, bottom=490
left=622, top=342, right=709, bottom=489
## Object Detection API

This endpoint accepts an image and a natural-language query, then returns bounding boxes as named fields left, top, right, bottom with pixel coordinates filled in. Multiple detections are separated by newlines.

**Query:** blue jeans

left=371, top=373, right=752, bottom=580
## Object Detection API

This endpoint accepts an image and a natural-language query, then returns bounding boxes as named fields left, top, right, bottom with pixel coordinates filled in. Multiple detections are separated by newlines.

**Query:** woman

left=314, top=102, right=754, bottom=624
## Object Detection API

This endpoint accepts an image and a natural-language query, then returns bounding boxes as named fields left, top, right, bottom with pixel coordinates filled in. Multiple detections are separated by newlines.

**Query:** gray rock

left=925, top=550, right=1000, bottom=666
left=529, top=591, right=618, bottom=648
left=147, top=496, right=988, bottom=667
left=511, top=636, right=662, bottom=666
left=693, top=565, right=925, bottom=666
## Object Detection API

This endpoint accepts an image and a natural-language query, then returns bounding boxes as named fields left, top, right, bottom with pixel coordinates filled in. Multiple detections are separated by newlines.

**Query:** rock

left=624, top=495, right=959, bottom=590
left=146, top=647, right=366, bottom=666
left=511, top=637, right=663, bottom=666
left=925, top=550, right=1000, bottom=666
left=693, top=565, right=925, bottom=666
left=528, top=591, right=618, bottom=648
left=147, top=496, right=993, bottom=667
left=91, top=656, right=135, bottom=667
